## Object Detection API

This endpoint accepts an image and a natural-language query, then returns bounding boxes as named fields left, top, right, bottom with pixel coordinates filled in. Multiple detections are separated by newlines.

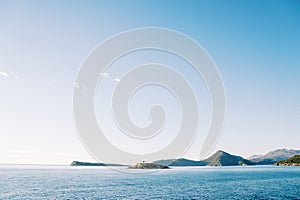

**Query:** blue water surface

left=0, top=165, right=299, bottom=199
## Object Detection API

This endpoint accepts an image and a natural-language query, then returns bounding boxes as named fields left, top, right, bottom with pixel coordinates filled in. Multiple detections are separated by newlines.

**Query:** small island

left=128, top=162, right=170, bottom=169
left=274, top=155, right=300, bottom=166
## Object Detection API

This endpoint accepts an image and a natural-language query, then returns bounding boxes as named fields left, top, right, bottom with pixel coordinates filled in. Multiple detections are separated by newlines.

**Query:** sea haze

left=0, top=165, right=299, bottom=199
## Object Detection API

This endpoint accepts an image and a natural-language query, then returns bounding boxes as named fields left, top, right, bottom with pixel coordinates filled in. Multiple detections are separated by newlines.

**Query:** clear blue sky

left=0, top=0, right=299, bottom=164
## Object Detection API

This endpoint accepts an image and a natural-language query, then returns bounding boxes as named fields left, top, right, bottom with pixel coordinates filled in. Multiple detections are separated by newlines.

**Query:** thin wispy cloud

left=113, top=78, right=120, bottom=82
left=50, top=152, right=78, bottom=156
left=100, top=72, right=120, bottom=83
left=0, top=71, right=9, bottom=77
left=74, top=82, right=81, bottom=88
left=74, top=82, right=87, bottom=91
left=10, top=150, right=37, bottom=154
left=100, top=72, right=110, bottom=78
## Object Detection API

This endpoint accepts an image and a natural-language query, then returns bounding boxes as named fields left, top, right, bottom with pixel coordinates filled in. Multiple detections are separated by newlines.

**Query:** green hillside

left=275, top=155, right=300, bottom=166
left=155, top=150, right=254, bottom=166
left=203, top=150, right=254, bottom=166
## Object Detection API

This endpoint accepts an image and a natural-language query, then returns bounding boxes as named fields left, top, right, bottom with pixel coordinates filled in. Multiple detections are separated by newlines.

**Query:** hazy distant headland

left=71, top=148, right=300, bottom=167
left=71, top=161, right=125, bottom=167
left=248, top=149, right=300, bottom=165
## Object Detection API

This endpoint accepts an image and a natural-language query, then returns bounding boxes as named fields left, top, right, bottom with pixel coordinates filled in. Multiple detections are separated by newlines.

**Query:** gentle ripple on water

left=0, top=165, right=299, bottom=199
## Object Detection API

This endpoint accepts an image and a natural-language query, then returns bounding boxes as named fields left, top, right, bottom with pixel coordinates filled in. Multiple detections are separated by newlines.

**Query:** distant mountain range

left=153, top=158, right=207, bottom=166
left=71, top=148, right=300, bottom=167
left=154, top=150, right=254, bottom=166
left=248, top=149, right=300, bottom=165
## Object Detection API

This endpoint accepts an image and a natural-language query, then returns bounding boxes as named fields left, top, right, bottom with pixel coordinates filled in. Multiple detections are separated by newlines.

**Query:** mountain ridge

left=154, top=150, right=255, bottom=166
left=249, top=149, right=300, bottom=165
left=70, top=148, right=300, bottom=167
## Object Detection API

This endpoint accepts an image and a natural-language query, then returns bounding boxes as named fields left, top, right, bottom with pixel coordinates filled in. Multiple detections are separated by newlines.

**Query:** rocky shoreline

left=128, top=162, right=170, bottom=169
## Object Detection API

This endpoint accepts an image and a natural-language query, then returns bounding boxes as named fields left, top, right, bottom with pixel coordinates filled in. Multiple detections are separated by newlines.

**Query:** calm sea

left=0, top=165, right=299, bottom=199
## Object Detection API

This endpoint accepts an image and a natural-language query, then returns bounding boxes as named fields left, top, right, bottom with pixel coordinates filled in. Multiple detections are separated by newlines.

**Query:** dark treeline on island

left=274, top=155, right=300, bottom=166
left=71, top=148, right=300, bottom=167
